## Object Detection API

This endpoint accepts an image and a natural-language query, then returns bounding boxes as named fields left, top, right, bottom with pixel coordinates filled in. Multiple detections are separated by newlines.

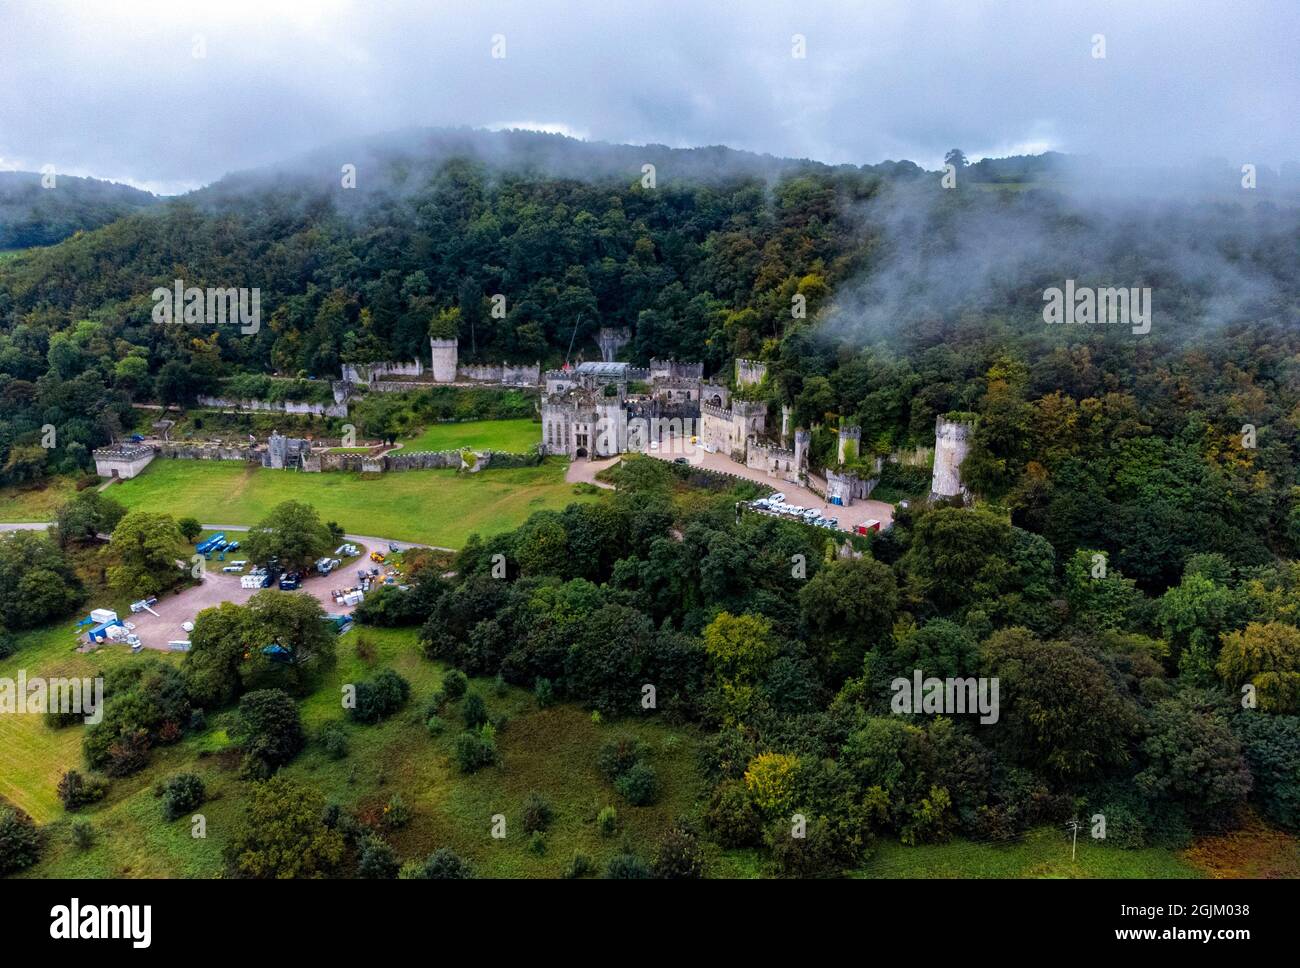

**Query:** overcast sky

left=1, top=0, right=1295, bottom=194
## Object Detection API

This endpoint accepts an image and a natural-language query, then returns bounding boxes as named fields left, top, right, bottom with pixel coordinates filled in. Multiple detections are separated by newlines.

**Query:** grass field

left=400, top=418, right=540, bottom=454
left=103, top=457, right=598, bottom=547
left=0, top=477, right=79, bottom=522
left=14, top=625, right=710, bottom=878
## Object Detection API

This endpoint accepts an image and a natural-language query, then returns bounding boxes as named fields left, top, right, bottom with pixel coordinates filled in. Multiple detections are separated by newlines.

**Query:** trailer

left=240, top=574, right=264, bottom=589
left=195, top=532, right=226, bottom=555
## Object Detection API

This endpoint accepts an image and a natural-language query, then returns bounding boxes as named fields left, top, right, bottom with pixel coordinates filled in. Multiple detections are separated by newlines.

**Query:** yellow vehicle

left=369, top=551, right=385, bottom=563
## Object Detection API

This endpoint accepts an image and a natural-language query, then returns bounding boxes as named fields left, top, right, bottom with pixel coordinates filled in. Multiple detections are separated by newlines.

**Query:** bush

left=604, top=853, right=652, bottom=879
left=521, top=791, right=553, bottom=834
left=70, top=817, right=95, bottom=850
left=765, top=813, right=863, bottom=878
left=349, top=669, right=411, bottom=725
left=653, top=823, right=705, bottom=879
left=706, top=780, right=763, bottom=848
left=56, top=770, right=109, bottom=810
left=534, top=677, right=555, bottom=708
left=0, top=804, right=42, bottom=874
left=597, top=735, right=645, bottom=782
left=425, top=715, right=446, bottom=736
left=424, top=690, right=446, bottom=718
left=563, top=851, right=594, bottom=878
left=494, top=673, right=508, bottom=697
left=615, top=761, right=660, bottom=806
left=382, top=794, right=411, bottom=830
left=319, top=721, right=350, bottom=759
left=441, top=670, right=468, bottom=701
left=357, top=835, right=400, bottom=879
left=597, top=806, right=618, bottom=837
left=421, top=847, right=475, bottom=879
left=161, top=773, right=206, bottom=821
left=528, top=831, right=547, bottom=855
left=453, top=725, right=498, bottom=773
left=462, top=691, right=488, bottom=728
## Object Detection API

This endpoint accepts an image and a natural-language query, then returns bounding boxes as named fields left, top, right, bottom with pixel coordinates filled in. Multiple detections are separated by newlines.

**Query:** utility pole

left=1066, top=818, right=1083, bottom=862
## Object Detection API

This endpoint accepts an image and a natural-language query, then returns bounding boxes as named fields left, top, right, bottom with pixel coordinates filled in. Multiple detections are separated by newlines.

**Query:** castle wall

left=92, top=445, right=155, bottom=479
left=196, top=395, right=348, bottom=418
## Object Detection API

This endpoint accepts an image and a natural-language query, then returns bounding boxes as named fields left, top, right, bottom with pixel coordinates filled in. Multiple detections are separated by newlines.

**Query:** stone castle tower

left=930, top=415, right=974, bottom=500
left=837, top=425, right=861, bottom=465
left=429, top=337, right=458, bottom=383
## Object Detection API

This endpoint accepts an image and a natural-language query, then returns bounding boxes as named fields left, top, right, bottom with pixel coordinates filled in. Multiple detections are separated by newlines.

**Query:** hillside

left=0, top=171, right=157, bottom=250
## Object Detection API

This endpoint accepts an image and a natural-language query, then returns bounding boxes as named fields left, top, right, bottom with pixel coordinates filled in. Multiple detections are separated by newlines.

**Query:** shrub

left=424, top=690, right=446, bottom=718
left=604, top=853, right=651, bottom=879
left=534, top=677, right=555, bottom=708
left=425, top=715, right=446, bottom=736
left=104, top=728, right=151, bottom=778
left=462, top=691, right=488, bottom=728
left=652, top=823, right=705, bottom=879
left=453, top=725, right=498, bottom=773
left=349, top=669, right=411, bottom=724
left=161, top=773, right=206, bottom=821
left=56, top=770, right=108, bottom=810
left=421, top=847, right=475, bottom=879
left=765, top=813, right=863, bottom=878
left=70, top=817, right=94, bottom=850
left=0, top=804, right=42, bottom=874
left=319, top=721, right=350, bottom=760
left=706, top=780, right=762, bottom=848
left=441, top=670, right=468, bottom=701
left=597, top=735, right=645, bottom=782
left=494, top=673, right=508, bottom=697
left=521, top=791, right=553, bottom=834
left=382, top=794, right=411, bottom=830
left=357, top=835, right=400, bottom=879
left=563, top=851, right=594, bottom=878
left=528, top=831, right=547, bottom=855
left=615, top=761, right=660, bottom=806
left=597, top=806, right=618, bottom=837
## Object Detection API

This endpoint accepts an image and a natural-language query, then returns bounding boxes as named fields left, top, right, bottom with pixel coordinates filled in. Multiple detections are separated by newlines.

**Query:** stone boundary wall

left=197, top=395, right=348, bottom=419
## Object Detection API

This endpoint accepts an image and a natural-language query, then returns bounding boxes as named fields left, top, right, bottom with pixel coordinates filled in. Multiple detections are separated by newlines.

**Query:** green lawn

left=104, top=457, right=598, bottom=547
left=400, top=418, right=540, bottom=454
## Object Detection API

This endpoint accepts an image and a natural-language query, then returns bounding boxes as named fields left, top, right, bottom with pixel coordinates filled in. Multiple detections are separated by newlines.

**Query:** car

left=128, top=433, right=145, bottom=443
left=221, top=565, right=242, bottom=573
left=649, top=440, right=660, bottom=450
left=279, top=573, right=301, bottom=590
left=769, top=493, right=786, bottom=503
left=673, top=457, right=689, bottom=465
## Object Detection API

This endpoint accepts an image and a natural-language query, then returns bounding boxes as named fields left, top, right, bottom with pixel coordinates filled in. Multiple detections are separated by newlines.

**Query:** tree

left=160, top=773, right=206, bottom=821
left=799, top=556, right=898, bottom=678
left=105, top=510, right=185, bottom=598
left=944, top=148, right=969, bottom=169
left=1137, top=694, right=1251, bottom=830
left=703, top=612, right=780, bottom=683
left=652, top=823, right=705, bottom=879
left=982, top=628, right=1139, bottom=780
left=55, top=490, right=126, bottom=546
left=242, top=501, right=333, bottom=573
left=0, top=531, right=83, bottom=629
left=177, top=517, right=203, bottom=544
left=1217, top=622, right=1300, bottom=713
left=233, top=689, right=305, bottom=775
left=744, top=752, right=801, bottom=818
left=0, top=804, right=41, bottom=874
left=226, top=776, right=344, bottom=878
left=184, top=602, right=256, bottom=707
left=244, top=589, right=335, bottom=690
left=1235, top=713, right=1300, bottom=830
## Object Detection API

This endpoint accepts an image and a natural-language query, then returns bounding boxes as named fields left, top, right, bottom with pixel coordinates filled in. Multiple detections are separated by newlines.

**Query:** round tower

left=429, top=337, right=459, bottom=383
left=931, top=415, right=975, bottom=500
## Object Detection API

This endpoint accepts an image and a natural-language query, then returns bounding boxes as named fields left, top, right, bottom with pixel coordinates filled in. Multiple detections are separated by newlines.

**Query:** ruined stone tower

left=837, top=425, right=861, bottom=465
left=930, top=415, right=975, bottom=500
left=429, top=337, right=458, bottom=383
left=596, top=327, right=631, bottom=363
